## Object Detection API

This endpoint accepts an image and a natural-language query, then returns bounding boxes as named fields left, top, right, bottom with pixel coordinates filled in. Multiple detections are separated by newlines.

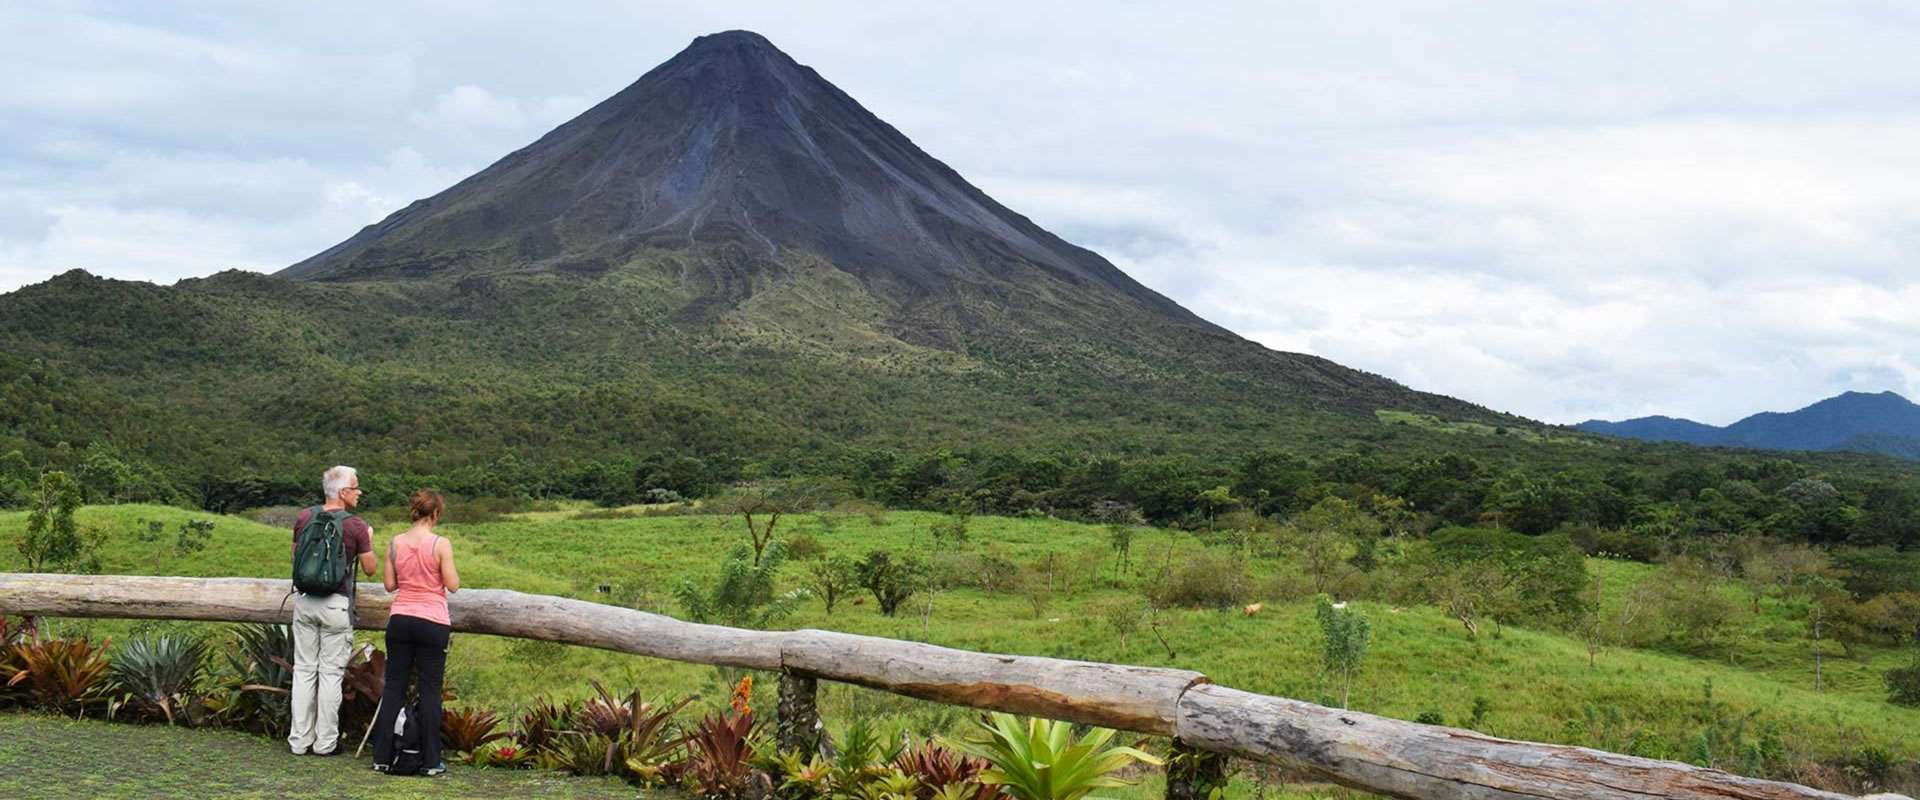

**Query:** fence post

left=777, top=670, right=823, bottom=756
left=1166, top=738, right=1228, bottom=800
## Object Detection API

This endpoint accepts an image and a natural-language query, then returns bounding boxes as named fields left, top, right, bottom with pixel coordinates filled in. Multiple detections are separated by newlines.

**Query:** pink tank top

left=387, top=534, right=450, bottom=626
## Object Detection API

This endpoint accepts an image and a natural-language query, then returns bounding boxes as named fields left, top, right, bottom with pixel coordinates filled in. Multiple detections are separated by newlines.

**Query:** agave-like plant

left=5, top=637, right=113, bottom=717
left=942, top=714, right=1161, bottom=800
left=217, top=624, right=294, bottom=734
left=108, top=635, right=208, bottom=725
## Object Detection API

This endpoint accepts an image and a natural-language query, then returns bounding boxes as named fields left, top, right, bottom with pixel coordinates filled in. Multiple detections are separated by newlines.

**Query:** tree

left=930, top=513, right=970, bottom=546
left=717, top=479, right=835, bottom=565
left=1284, top=497, right=1382, bottom=594
left=0, top=450, right=31, bottom=508
left=1106, top=523, right=1135, bottom=575
left=1016, top=567, right=1053, bottom=619
left=803, top=555, right=857, bottom=615
left=1196, top=485, right=1237, bottom=530
left=1315, top=595, right=1371, bottom=709
left=1095, top=597, right=1143, bottom=649
left=855, top=550, right=929, bottom=617
left=20, top=470, right=97, bottom=573
left=674, top=543, right=800, bottom=628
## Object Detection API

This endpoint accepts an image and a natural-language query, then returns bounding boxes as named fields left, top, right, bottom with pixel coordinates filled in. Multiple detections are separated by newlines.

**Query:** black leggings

left=372, top=614, right=451, bottom=768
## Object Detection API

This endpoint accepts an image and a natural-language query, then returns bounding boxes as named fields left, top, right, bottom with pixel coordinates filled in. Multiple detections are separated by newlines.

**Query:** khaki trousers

left=288, top=592, right=353, bottom=754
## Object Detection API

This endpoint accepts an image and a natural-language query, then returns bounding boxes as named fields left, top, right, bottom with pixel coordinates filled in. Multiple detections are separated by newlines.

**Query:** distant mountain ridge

left=1576, top=391, right=1920, bottom=460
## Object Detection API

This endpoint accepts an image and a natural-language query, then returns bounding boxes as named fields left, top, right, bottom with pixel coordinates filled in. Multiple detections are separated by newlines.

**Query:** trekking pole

left=356, top=697, right=382, bottom=758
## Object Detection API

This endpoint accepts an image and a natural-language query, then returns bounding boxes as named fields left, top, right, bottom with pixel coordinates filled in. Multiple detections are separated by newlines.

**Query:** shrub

left=1886, top=657, right=1920, bottom=707
left=1145, top=549, right=1248, bottom=609
left=4, top=637, right=113, bottom=717
left=1255, top=565, right=1316, bottom=604
left=1315, top=596, right=1371, bottom=709
left=931, top=514, right=970, bottom=546
left=785, top=533, right=828, bottom=561
left=858, top=550, right=931, bottom=617
left=675, top=543, right=804, bottom=628
left=109, top=635, right=208, bottom=725
left=1091, top=598, right=1144, bottom=648
left=943, top=713, right=1160, bottom=800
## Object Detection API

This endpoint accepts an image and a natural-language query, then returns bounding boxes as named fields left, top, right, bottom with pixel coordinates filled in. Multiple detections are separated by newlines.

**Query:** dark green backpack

left=292, top=507, right=350, bottom=596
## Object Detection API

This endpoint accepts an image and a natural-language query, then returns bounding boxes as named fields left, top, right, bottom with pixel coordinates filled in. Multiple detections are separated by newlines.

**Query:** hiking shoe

left=423, top=763, right=447, bottom=777
left=312, top=748, right=341, bottom=757
left=371, top=763, right=389, bottom=773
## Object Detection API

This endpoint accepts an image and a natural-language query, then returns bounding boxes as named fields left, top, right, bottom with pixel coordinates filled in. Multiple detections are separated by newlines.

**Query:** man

left=288, top=465, right=377, bottom=756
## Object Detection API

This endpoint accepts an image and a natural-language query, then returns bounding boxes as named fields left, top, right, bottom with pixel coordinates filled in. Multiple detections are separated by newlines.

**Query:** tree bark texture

left=2, top=574, right=1907, bottom=800
left=777, top=670, right=823, bottom=757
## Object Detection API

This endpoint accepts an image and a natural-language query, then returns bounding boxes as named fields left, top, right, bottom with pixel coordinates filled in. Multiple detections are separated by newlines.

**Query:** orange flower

left=729, top=675, right=753, bottom=715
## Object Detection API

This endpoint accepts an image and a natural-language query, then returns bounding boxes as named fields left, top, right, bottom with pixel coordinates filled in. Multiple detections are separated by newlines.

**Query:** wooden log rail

left=1, top=574, right=1908, bottom=800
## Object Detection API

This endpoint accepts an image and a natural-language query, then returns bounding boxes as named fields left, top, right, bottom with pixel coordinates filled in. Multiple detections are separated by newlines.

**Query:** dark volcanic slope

left=283, top=30, right=1207, bottom=327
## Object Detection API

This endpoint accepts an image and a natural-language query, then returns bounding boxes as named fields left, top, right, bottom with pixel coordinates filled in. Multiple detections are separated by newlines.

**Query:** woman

left=371, top=490, right=460, bottom=776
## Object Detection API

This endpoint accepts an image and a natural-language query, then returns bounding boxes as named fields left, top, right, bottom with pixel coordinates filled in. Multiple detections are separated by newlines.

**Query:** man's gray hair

left=322, top=465, right=358, bottom=500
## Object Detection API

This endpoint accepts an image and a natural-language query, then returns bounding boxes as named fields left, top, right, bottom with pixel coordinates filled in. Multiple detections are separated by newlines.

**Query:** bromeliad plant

left=515, top=695, right=579, bottom=757
left=943, top=714, right=1161, bottom=800
left=894, top=741, right=999, bottom=800
left=443, top=705, right=511, bottom=756
left=108, top=635, right=208, bottom=725
left=537, top=682, right=694, bottom=785
left=685, top=676, right=770, bottom=799
left=4, top=636, right=114, bottom=718
left=339, top=644, right=386, bottom=734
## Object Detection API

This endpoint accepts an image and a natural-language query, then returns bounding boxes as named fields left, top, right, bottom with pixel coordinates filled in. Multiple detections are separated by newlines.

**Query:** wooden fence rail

left=1, top=574, right=1907, bottom=800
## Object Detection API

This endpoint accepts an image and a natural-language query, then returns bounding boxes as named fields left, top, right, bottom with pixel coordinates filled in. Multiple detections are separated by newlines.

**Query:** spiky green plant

left=218, top=623, right=293, bottom=734
left=109, top=635, right=208, bottom=725
left=942, top=714, right=1160, bottom=800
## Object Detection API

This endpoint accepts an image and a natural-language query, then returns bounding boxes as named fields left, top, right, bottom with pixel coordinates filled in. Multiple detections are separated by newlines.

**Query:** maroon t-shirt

left=292, top=507, right=372, bottom=596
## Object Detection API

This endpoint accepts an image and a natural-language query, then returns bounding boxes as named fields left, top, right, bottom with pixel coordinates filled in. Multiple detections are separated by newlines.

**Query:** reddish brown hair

left=409, top=489, right=446, bottom=523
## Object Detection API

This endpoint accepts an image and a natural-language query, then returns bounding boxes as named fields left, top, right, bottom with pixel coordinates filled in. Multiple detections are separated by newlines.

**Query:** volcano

left=0, top=31, right=1505, bottom=489
left=283, top=31, right=1208, bottom=327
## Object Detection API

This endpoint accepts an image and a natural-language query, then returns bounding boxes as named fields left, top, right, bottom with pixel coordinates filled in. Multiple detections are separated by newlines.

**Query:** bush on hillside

left=1887, top=657, right=1920, bottom=707
left=1145, top=549, right=1249, bottom=610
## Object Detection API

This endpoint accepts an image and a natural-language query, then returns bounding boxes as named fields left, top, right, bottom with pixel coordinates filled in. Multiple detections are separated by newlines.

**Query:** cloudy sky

left=5, top=1, right=1918, bottom=425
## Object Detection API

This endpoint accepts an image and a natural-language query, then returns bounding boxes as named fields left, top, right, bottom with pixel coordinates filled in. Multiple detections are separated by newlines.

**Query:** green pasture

left=3, top=504, right=1917, bottom=769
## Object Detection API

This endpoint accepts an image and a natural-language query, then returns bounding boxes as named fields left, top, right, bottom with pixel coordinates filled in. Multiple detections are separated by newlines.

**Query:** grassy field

left=3, top=504, right=1918, bottom=793
left=0, top=712, right=639, bottom=799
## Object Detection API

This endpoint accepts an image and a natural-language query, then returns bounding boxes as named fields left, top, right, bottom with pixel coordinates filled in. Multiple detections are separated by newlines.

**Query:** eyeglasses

left=344, top=486, right=362, bottom=495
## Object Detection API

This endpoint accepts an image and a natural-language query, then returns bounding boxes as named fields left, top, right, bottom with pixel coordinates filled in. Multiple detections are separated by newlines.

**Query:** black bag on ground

left=382, top=703, right=428, bottom=776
